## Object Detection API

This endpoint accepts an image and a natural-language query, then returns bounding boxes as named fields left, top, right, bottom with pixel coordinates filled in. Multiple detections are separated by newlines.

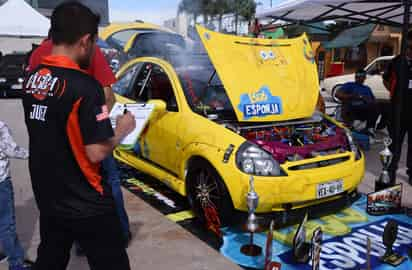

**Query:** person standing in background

left=383, top=31, right=412, bottom=185
left=0, top=120, right=32, bottom=270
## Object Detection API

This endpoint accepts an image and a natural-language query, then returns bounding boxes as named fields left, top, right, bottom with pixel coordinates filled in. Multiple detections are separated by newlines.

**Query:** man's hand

left=115, top=112, right=136, bottom=139
left=85, top=112, right=135, bottom=164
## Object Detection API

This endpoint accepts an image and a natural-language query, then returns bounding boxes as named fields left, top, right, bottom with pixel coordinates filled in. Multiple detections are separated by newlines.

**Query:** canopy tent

left=257, top=0, right=412, bottom=187
left=257, top=0, right=410, bottom=27
left=0, top=0, right=49, bottom=37
left=323, top=24, right=376, bottom=49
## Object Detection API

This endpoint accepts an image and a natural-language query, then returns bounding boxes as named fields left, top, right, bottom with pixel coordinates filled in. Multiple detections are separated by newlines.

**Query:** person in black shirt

left=383, top=31, right=412, bottom=185
left=22, top=2, right=135, bottom=269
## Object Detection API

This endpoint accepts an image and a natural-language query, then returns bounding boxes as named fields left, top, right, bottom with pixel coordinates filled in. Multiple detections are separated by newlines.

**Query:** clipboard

left=109, top=102, right=154, bottom=150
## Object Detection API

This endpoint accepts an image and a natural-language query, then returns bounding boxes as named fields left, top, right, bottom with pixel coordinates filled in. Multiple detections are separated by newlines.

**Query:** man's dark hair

left=355, top=69, right=367, bottom=77
left=50, top=1, right=100, bottom=45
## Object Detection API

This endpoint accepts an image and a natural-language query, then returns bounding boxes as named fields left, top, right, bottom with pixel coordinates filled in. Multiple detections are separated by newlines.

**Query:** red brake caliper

left=201, top=200, right=223, bottom=238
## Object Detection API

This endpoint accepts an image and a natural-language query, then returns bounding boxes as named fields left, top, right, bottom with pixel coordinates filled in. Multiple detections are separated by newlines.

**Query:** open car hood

left=196, top=25, right=319, bottom=122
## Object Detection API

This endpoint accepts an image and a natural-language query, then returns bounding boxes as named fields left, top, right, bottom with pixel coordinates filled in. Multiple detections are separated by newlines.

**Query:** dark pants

left=34, top=213, right=130, bottom=270
left=343, top=102, right=380, bottom=129
left=102, top=155, right=130, bottom=237
left=389, top=113, right=412, bottom=183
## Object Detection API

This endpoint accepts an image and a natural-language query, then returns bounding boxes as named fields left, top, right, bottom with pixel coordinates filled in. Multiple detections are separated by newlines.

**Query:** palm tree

left=178, top=0, right=203, bottom=24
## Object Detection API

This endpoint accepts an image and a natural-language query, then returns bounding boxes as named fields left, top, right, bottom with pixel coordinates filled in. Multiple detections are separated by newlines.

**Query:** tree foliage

left=178, top=0, right=257, bottom=32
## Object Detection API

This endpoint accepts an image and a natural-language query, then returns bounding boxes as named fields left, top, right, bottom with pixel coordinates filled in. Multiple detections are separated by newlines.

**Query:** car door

left=129, top=62, right=182, bottom=174
left=365, top=59, right=391, bottom=100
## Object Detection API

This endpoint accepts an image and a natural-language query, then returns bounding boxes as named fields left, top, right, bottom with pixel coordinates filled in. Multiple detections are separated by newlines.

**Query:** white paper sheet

left=109, top=102, right=154, bottom=147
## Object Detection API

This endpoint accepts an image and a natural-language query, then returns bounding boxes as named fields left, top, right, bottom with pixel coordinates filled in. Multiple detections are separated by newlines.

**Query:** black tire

left=331, top=84, right=343, bottom=104
left=186, top=158, right=235, bottom=226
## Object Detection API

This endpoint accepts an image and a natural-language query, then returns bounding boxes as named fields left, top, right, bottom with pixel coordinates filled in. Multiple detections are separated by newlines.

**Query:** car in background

left=99, top=22, right=186, bottom=67
left=321, top=55, right=394, bottom=102
left=112, top=26, right=364, bottom=225
left=0, top=53, right=26, bottom=98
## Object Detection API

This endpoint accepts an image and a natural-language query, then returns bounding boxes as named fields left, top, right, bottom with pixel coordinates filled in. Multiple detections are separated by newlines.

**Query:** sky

left=109, top=0, right=285, bottom=25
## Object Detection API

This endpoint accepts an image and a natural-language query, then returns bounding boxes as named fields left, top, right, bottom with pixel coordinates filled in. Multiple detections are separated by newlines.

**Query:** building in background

left=163, top=13, right=189, bottom=37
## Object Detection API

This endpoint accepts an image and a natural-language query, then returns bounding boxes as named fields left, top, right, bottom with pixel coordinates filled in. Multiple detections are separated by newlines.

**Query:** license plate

left=317, top=180, right=343, bottom=199
left=11, top=84, right=22, bottom=90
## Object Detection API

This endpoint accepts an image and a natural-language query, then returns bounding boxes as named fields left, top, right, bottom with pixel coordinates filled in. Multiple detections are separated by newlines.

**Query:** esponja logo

left=280, top=218, right=412, bottom=270
left=238, top=86, right=283, bottom=120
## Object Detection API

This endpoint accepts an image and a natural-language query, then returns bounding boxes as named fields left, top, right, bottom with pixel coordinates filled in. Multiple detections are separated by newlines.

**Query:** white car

left=321, top=56, right=394, bottom=102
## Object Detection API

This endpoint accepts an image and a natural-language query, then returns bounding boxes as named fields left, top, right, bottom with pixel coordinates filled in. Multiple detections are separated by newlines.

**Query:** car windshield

left=0, top=54, right=25, bottom=74
left=171, top=50, right=236, bottom=120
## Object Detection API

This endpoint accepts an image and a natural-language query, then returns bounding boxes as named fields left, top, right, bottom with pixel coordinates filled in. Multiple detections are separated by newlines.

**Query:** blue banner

left=220, top=196, right=412, bottom=270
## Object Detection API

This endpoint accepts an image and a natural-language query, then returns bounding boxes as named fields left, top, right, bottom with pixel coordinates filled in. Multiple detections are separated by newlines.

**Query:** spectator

left=383, top=30, right=412, bottom=185
left=336, top=69, right=379, bottom=134
left=22, top=2, right=135, bottom=269
left=0, top=120, right=32, bottom=270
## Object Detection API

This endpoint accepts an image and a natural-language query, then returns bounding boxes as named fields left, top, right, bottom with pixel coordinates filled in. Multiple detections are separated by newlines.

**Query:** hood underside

left=196, top=25, right=319, bottom=122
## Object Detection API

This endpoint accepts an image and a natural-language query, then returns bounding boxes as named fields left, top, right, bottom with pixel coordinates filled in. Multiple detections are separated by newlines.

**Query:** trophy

left=241, top=176, right=262, bottom=256
left=381, top=220, right=406, bottom=266
left=292, top=213, right=310, bottom=264
left=375, top=137, right=394, bottom=191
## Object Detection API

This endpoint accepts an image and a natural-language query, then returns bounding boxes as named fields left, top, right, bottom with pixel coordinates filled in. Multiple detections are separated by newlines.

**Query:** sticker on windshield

left=238, top=86, right=283, bottom=119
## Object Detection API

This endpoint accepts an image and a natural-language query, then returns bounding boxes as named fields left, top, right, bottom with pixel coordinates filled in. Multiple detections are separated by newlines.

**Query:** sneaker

left=9, top=261, right=33, bottom=270
left=75, top=244, right=85, bottom=257
left=124, top=231, right=132, bottom=248
left=0, top=252, right=7, bottom=263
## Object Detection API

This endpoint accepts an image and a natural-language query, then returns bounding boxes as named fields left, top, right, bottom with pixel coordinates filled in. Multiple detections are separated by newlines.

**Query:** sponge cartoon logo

left=238, top=86, right=283, bottom=120
left=25, top=68, right=61, bottom=101
left=303, top=39, right=315, bottom=64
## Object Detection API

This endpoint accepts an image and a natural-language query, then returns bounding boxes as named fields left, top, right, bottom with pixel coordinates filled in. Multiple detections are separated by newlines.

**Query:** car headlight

left=345, top=130, right=362, bottom=160
left=236, top=142, right=284, bottom=176
left=17, top=78, right=24, bottom=84
left=0, top=77, right=6, bottom=83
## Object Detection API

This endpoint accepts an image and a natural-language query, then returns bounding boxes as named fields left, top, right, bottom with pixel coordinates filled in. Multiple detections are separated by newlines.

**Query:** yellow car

left=100, top=22, right=185, bottom=60
left=112, top=26, right=365, bottom=224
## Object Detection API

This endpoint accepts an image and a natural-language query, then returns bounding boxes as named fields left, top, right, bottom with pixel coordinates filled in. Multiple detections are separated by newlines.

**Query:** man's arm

left=85, top=113, right=135, bottom=163
left=335, top=84, right=357, bottom=102
left=92, top=46, right=117, bottom=110
left=382, top=59, right=395, bottom=91
left=103, top=86, right=116, bottom=111
left=0, top=124, right=28, bottom=160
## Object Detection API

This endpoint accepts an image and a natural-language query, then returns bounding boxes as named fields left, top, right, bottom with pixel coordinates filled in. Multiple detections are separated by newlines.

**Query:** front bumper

left=227, top=153, right=365, bottom=213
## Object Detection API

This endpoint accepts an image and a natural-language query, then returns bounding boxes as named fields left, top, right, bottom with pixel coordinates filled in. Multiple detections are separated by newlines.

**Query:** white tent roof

left=257, top=0, right=409, bottom=27
left=0, top=0, right=49, bottom=37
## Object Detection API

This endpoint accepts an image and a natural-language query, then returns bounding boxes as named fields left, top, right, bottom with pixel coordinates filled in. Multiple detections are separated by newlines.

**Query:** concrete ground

left=0, top=98, right=411, bottom=269
left=0, top=99, right=242, bottom=270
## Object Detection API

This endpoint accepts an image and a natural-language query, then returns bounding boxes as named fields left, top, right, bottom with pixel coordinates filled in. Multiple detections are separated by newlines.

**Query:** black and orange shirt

left=23, top=55, right=115, bottom=218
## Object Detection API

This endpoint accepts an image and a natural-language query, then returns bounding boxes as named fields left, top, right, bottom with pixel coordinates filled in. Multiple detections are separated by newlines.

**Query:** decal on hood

left=238, top=86, right=283, bottom=120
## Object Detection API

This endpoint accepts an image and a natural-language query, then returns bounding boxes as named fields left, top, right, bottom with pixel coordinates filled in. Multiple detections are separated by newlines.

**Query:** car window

left=131, top=63, right=178, bottom=112
left=106, top=30, right=139, bottom=51
left=112, top=63, right=142, bottom=97
left=366, top=59, right=391, bottom=75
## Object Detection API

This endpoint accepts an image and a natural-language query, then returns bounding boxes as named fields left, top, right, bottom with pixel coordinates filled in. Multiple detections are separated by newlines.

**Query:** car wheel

left=331, top=84, right=343, bottom=103
left=186, top=158, right=235, bottom=226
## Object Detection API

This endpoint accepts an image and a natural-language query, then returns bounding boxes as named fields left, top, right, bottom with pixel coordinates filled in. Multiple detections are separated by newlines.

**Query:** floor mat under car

left=119, top=163, right=412, bottom=270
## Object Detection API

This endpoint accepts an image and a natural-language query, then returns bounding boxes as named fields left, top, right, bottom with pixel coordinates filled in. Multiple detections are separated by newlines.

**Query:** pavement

left=0, top=98, right=411, bottom=270
left=0, top=98, right=242, bottom=270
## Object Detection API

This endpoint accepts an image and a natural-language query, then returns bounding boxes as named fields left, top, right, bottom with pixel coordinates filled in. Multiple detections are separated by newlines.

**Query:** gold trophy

left=241, top=176, right=262, bottom=256
left=375, top=137, right=393, bottom=191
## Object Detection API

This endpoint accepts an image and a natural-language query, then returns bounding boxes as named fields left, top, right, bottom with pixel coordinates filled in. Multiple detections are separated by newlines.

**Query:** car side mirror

left=148, top=99, right=167, bottom=119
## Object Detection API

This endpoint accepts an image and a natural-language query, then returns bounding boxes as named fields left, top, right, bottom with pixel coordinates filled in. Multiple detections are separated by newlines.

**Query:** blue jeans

left=102, top=155, right=130, bottom=237
left=0, top=177, right=25, bottom=267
